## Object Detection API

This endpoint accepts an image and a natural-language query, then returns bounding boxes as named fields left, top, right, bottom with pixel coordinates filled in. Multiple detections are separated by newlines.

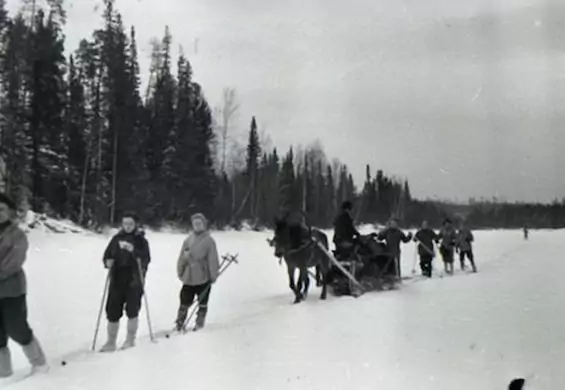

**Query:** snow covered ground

left=3, top=226, right=563, bottom=389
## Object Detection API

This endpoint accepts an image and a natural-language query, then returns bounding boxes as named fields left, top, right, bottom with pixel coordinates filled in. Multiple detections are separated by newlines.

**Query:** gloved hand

left=119, top=241, right=134, bottom=252
left=104, top=258, right=114, bottom=269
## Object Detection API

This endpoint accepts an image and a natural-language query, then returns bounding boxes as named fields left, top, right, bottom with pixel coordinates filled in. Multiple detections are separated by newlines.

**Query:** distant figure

left=413, top=220, right=438, bottom=278
left=377, top=218, right=412, bottom=279
left=523, top=225, right=529, bottom=240
left=508, top=378, right=525, bottom=390
left=456, top=221, right=477, bottom=273
left=437, top=218, right=457, bottom=275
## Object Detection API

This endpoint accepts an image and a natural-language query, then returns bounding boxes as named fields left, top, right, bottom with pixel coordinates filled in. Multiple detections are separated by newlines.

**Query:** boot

left=22, top=337, right=48, bottom=373
left=0, top=347, right=13, bottom=378
left=175, top=305, right=189, bottom=332
left=121, top=318, right=138, bottom=350
left=100, top=321, right=119, bottom=352
left=193, top=306, right=208, bottom=331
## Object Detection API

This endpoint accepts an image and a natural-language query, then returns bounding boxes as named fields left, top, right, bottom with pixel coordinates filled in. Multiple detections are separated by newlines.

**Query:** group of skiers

left=332, top=201, right=477, bottom=279
left=99, top=211, right=220, bottom=353
left=0, top=192, right=220, bottom=377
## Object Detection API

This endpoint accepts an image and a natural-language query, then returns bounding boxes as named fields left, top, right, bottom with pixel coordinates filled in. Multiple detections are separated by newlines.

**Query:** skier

left=175, top=213, right=220, bottom=332
left=377, top=218, right=412, bottom=280
left=456, top=221, right=477, bottom=272
left=413, top=220, right=438, bottom=278
left=332, top=201, right=360, bottom=260
left=0, top=193, right=47, bottom=377
left=437, top=218, right=457, bottom=275
left=100, top=212, right=150, bottom=352
left=523, top=225, right=529, bottom=240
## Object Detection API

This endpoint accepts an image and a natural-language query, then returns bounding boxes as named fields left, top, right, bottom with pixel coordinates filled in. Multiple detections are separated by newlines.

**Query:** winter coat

left=456, top=228, right=474, bottom=252
left=0, top=221, right=28, bottom=298
left=414, top=228, right=438, bottom=257
left=437, top=227, right=457, bottom=250
left=333, top=211, right=359, bottom=245
left=177, top=230, right=220, bottom=286
left=378, top=227, right=411, bottom=256
left=103, top=229, right=151, bottom=287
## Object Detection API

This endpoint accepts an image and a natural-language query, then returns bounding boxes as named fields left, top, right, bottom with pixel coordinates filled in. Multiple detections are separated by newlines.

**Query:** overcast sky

left=7, top=0, right=565, bottom=202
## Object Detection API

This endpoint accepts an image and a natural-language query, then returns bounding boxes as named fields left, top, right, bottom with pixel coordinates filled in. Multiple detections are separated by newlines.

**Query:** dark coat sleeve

left=400, top=230, right=411, bottom=243
left=345, top=214, right=360, bottom=237
left=135, top=237, right=151, bottom=271
left=102, top=236, right=118, bottom=268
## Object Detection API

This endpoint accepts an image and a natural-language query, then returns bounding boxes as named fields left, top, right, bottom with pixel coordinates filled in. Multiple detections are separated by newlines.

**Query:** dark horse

left=271, top=217, right=330, bottom=304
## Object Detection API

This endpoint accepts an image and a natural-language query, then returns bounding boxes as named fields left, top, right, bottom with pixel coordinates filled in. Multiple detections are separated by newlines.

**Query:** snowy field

left=2, top=226, right=564, bottom=389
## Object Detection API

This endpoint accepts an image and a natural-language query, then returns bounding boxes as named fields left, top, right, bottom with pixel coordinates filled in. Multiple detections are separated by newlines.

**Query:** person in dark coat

left=377, top=218, right=412, bottom=279
left=437, top=218, right=457, bottom=275
left=0, top=193, right=47, bottom=377
left=100, top=212, right=150, bottom=352
left=456, top=221, right=477, bottom=272
left=332, top=201, right=360, bottom=259
left=413, top=220, right=438, bottom=278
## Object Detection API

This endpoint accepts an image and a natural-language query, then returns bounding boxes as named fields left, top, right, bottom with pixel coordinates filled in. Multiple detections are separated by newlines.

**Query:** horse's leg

left=287, top=264, right=301, bottom=304
left=302, top=268, right=310, bottom=298
left=294, top=268, right=306, bottom=303
left=315, top=265, right=322, bottom=287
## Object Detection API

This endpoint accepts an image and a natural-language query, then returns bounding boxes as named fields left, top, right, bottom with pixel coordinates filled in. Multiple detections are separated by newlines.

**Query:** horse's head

left=272, top=217, right=292, bottom=257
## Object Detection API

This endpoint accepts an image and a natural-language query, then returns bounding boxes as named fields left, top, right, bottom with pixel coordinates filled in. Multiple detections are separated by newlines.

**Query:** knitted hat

left=121, top=211, right=140, bottom=223
left=0, top=193, right=16, bottom=211
left=191, top=213, right=207, bottom=224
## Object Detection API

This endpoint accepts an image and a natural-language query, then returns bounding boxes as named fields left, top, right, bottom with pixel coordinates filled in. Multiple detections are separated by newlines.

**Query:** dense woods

left=0, top=0, right=563, bottom=230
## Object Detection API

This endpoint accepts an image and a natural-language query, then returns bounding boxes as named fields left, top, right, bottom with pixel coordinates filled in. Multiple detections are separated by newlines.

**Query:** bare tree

left=214, top=87, right=239, bottom=173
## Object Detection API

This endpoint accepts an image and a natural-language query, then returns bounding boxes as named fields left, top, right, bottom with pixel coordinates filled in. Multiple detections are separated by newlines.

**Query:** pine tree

left=0, top=15, right=31, bottom=206
left=28, top=8, right=67, bottom=214
left=245, top=116, right=260, bottom=220
left=189, top=83, right=217, bottom=221
left=278, top=148, right=295, bottom=214
left=65, top=54, right=87, bottom=219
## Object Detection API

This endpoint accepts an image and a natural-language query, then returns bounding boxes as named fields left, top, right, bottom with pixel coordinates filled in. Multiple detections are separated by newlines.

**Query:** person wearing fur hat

left=175, top=213, right=220, bottom=332
left=0, top=193, right=48, bottom=377
left=100, top=211, right=151, bottom=352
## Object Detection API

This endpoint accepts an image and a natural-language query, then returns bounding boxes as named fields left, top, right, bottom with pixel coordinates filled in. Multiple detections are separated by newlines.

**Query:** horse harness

left=284, top=238, right=316, bottom=265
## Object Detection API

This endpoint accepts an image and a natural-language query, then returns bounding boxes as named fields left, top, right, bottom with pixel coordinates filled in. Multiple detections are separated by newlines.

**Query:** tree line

left=0, top=0, right=563, bottom=231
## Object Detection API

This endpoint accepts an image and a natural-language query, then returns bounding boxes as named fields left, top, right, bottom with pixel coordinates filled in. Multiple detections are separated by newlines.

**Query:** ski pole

left=91, top=270, right=111, bottom=351
left=182, top=254, right=238, bottom=330
left=135, top=257, right=155, bottom=342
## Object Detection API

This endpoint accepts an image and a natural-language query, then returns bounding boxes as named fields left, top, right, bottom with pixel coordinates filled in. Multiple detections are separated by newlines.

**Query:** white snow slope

left=2, top=227, right=563, bottom=389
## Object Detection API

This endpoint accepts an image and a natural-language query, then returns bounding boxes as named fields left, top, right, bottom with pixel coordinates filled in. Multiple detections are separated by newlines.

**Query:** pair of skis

left=154, top=253, right=239, bottom=340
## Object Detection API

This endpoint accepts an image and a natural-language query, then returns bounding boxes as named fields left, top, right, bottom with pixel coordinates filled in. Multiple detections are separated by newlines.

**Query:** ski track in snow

left=1, top=228, right=563, bottom=389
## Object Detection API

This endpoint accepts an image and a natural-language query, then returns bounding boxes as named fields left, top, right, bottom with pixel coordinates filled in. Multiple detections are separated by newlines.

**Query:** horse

left=270, top=217, right=330, bottom=304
